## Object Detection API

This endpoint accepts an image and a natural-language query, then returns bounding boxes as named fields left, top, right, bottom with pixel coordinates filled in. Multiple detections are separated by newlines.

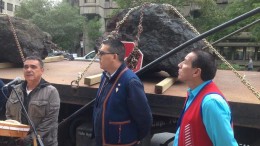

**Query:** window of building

left=234, top=48, right=244, bottom=60
left=0, top=1, right=4, bottom=10
left=7, top=3, right=13, bottom=11
left=222, top=47, right=233, bottom=60
left=15, top=5, right=20, bottom=11
left=246, top=47, right=255, bottom=60
left=84, top=0, right=96, bottom=3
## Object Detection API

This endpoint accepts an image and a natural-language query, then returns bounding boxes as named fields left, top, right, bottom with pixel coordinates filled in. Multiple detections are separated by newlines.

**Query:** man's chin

left=99, top=65, right=104, bottom=70
left=25, top=78, right=34, bottom=82
left=177, top=77, right=185, bottom=83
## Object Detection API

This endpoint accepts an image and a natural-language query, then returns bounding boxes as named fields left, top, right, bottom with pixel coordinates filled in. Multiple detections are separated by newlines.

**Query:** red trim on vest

left=178, top=82, right=226, bottom=146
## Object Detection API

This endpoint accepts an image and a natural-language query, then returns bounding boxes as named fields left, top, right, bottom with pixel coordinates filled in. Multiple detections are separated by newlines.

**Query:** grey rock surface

left=106, top=3, right=206, bottom=77
left=0, top=15, right=58, bottom=65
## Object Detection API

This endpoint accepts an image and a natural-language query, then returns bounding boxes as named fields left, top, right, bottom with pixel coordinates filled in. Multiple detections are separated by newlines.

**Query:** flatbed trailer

left=1, top=60, right=260, bottom=145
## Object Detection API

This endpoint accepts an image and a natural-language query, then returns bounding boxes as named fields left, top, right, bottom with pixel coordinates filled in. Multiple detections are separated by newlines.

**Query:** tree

left=111, top=0, right=226, bottom=41
left=84, top=17, right=102, bottom=49
left=223, top=0, right=260, bottom=41
left=15, top=0, right=52, bottom=19
left=186, top=0, right=227, bottom=41
left=112, top=0, right=260, bottom=41
left=32, top=2, right=85, bottom=52
left=15, top=0, right=86, bottom=52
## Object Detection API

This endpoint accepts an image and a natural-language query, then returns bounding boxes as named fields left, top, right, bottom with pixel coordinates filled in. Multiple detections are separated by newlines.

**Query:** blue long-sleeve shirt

left=173, top=80, right=238, bottom=146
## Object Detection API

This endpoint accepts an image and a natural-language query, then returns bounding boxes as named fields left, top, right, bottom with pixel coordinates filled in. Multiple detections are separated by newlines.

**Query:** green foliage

left=186, top=0, right=260, bottom=42
left=15, top=0, right=52, bottom=19
left=218, top=63, right=244, bottom=71
left=85, top=17, right=102, bottom=49
left=187, top=0, right=227, bottom=41
left=15, top=0, right=85, bottom=52
left=113, top=0, right=259, bottom=42
left=113, top=0, right=133, bottom=9
left=222, top=0, right=260, bottom=41
left=32, top=2, right=85, bottom=51
left=113, top=0, right=226, bottom=41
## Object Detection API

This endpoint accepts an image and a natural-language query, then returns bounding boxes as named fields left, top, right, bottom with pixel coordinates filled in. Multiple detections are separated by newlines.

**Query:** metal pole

left=58, top=98, right=95, bottom=127
left=203, top=19, right=260, bottom=49
left=136, top=7, right=260, bottom=76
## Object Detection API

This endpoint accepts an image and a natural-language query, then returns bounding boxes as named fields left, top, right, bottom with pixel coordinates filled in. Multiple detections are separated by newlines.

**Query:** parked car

left=49, top=51, right=74, bottom=61
left=63, top=53, right=74, bottom=61
left=74, top=51, right=99, bottom=62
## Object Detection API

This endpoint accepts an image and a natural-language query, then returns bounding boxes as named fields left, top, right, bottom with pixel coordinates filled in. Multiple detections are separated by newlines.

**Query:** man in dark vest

left=93, top=38, right=152, bottom=146
left=173, top=49, right=238, bottom=146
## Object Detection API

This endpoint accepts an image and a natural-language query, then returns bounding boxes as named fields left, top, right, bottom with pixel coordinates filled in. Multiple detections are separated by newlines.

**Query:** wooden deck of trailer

left=1, top=60, right=260, bottom=130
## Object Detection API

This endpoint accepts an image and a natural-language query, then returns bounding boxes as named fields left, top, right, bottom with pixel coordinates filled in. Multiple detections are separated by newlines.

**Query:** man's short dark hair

left=102, top=38, right=125, bottom=62
left=191, top=49, right=217, bottom=81
left=24, top=56, right=44, bottom=68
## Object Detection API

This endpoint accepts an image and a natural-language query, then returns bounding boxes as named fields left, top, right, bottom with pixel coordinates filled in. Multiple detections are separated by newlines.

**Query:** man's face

left=98, top=44, right=116, bottom=71
left=178, top=52, right=197, bottom=82
left=23, top=59, right=44, bottom=83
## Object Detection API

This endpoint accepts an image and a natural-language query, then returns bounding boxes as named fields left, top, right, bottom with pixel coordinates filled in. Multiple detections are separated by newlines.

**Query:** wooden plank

left=33, top=135, right=38, bottom=146
left=155, top=77, right=176, bottom=94
left=84, top=73, right=102, bottom=86
left=0, top=62, right=16, bottom=69
left=43, top=56, right=64, bottom=63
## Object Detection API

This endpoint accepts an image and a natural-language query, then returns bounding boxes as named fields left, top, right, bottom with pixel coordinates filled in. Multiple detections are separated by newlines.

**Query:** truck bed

left=1, top=60, right=260, bottom=129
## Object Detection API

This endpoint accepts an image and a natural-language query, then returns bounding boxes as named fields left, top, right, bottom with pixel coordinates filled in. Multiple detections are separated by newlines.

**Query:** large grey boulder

left=105, top=3, right=206, bottom=77
left=0, top=15, right=58, bottom=65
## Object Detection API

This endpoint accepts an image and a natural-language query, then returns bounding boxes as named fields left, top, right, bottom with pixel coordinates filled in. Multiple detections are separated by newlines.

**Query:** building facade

left=79, top=0, right=117, bottom=32
left=214, top=32, right=260, bottom=69
left=0, top=0, right=22, bottom=16
left=77, top=0, right=117, bottom=54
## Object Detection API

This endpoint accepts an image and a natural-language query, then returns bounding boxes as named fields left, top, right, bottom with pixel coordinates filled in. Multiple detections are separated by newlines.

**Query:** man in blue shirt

left=173, top=49, right=238, bottom=146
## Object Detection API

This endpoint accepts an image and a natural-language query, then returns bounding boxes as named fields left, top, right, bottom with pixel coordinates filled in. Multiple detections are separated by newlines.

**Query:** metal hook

left=71, top=80, right=79, bottom=89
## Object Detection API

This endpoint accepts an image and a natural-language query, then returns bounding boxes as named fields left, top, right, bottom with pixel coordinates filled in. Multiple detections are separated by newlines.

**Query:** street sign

left=122, top=41, right=143, bottom=72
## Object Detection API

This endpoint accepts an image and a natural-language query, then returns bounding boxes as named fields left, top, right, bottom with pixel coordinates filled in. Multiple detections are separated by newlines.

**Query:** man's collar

left=104, top=63, right=127, bottom=81
left=188, top=80, right=212, bottom=98
left=104, top=67, right=118, bottom=80
left=22, top=78, right=49, bottom=90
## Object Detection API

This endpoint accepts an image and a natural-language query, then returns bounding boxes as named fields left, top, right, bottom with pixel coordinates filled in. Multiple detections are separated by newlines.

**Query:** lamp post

left=80, top=40, right=84, bottom=56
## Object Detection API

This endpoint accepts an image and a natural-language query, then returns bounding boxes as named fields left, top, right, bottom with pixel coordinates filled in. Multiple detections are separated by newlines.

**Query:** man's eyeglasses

left=97, top=50, right=117, bottom=56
